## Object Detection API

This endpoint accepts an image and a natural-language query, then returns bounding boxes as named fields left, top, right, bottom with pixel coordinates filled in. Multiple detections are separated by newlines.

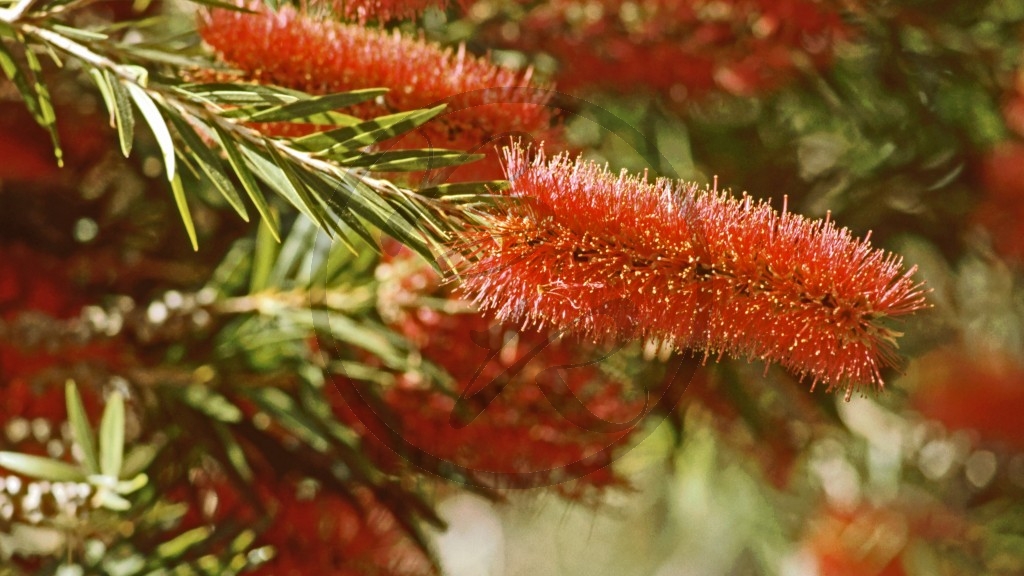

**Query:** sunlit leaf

left=99, top=391, right=125, bottom=479
left=0, top=452, right=85, bottom=482
left=293, top=105, right=445, bottom=153
left=166, top=113, right=249, bottom=220
left=65, top=380, right=100, bottom=475
left=214, top=124, right=280, bottom=240
left=170, top=171, right=199, bottom=250
left=125, top=82, right=174, bottom=180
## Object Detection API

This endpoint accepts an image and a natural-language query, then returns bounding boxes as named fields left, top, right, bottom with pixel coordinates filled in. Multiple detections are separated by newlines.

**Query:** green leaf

left=65, top=380, right=100, bottom=475
left=246, top=388, right=331, bottom=453
left=297, top=170, right=377, bottom=250
left=170, top=171, right=199, bottom=251
left=214, top=124, right=280, bottom=241
left=121, top=444, right=159, bottom=478
left=206, top=239, right=253, bottom=295
left=270, top=213, right=318, bottom=287
left=156, top=526, right=212, bottom=558
left=211, top=421, right=254, bottom=482
left=166, top=113, right=249, bottom=221
left=292, top=105, right=446, bottom=153
left=99, top=391, right=125, bottom=478
left=181, top=385, right=243, bottom=423
left=51, top=24, right=108, bottom=41
left=89, top=68, right=115, bottom=122
left=237, top=143, right=321, bottom=227
left=264, top=141, right=337, bottom=235
left=21, top=40, right=62, bottom=167
left=176, top=82, right=307, bottom=106
left=0, top=40, right=44, bottom=124
left=94, top=490, right=132, bottom=511
left=106, top=71, right=135, bottom=158
left=333, top=148, right=484, bottom=172
left=250, top=213, right=278, bottom=293
left=415, top=180, right=510, bottom=197
left=116, top=472, right=149, bottom=494
left=242, top=89, right=385, bottom=124
left=303, top=312, right=409, bottom=368
left=184, top=0, right=259, bottom=11
left=125, top=82, right=175, bottom=180
left=0, top=452, right=85, bottom=482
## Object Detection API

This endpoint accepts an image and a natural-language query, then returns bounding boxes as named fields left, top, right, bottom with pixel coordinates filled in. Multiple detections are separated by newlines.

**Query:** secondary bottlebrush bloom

left=199, top=2, right=559, bottom=181
left=453, top=146, right=928, bottom=395
left=501, top=0, right=847, bottom=98
left=325, top=255, right=649, bottom=495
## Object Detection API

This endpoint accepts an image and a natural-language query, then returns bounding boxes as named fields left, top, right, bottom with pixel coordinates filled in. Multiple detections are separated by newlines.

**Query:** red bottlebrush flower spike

left=199, top=2, right=559, bottom=181
left=453, top=145, right=928, bottom=396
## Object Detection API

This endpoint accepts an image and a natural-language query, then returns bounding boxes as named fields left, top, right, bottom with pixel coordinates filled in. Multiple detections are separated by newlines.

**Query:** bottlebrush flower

left=199, top=2, right=559, bottom=181
left=325, top=254, right=651, bottom=496
left=452, top=145, right=928, bottom=395
left=501, top=0, right=847, bottom=98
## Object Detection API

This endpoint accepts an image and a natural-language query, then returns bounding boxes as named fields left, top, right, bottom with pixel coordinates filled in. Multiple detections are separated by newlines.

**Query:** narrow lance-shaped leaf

left=184, top=0, right=259, bottom=11
left=165, top=112, right=249, bottom=221
left=294, top=167, right=376, bottom=251
left=0, top=40, right=45, bottom=123
left=156, top=526, right=213, bottom=559
left=238, top=143, right=321, bottom=227
left=0, top=452, right=85, bottom=482
left=330, top=148, right=484, bottom=172
left=292, top=105, right=445, bottom=153
left=20, top=38, right=62, bottom=167
left=175, top=82, right=307, bottom=106
left=242, top=89, right=385, bottom=124
left=416, top=180, right=510, bottom=198
left=65, top=380, right=100, bottom=475
left=105, top=70, right=135, bottom=158
left=89, top=68, right=115, bottom=125
left=263, top=139, right=338, bottom=237
left=99, top=391, right=126, bottom=478
left=269, top=210, right=318, bottom=287
left=213, top=123, right=280, bottom=240
left=250, top=207, right=278, bottom=293
left=125, top=82, right=175, bottom=180
left=170, top=170, right=199, bottom=251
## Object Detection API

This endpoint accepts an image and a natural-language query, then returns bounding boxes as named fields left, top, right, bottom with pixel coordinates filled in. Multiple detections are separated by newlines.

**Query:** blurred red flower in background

left=504, top=0, right=847, bottom=99
left=911, top=348, right=1024, bottom=452
left=324, top=252, right=653, bottom=496
left=179, top=473, right=433, bottom=576
left=973, top=142, right=1024, bottom=264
